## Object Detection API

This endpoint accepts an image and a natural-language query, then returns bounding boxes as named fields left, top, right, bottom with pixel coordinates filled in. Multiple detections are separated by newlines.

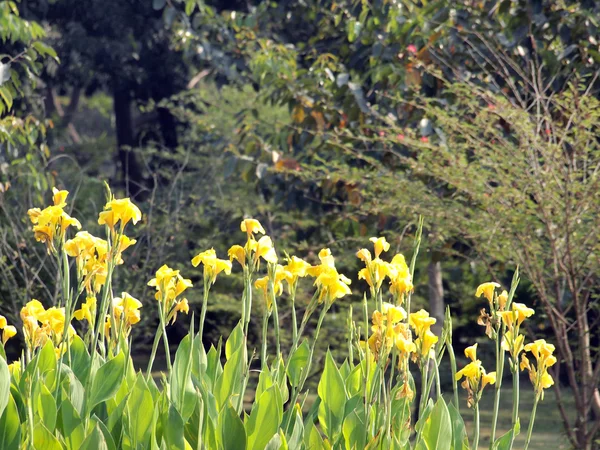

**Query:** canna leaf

left=126, top=373, right=154, bottom=447
left=225, top=322, right=244, bottom=360
left=33, top=422, right=62, bottom=450
left=58, top=397, right=85, bottom=450
left=421, top=397, right=452, bottom=450
left=220, top=400, right=246, bottom=450
left=287, top=340, right=310, bottom=388
left=0, top=394, right=20, bottom=449
left=0, top=357, right=9, bottom=418
left=79, top=423, right=108, bottom=450
left=493, top=419, right=520, bottom=450
left=317, top=351, right=347, bottom=440
left=246, top=384, right=283, bottom=450
left=37, top=383, right=57, bottom=431
left=171, top=334, right=196, bottom=421
left=88, top=351, right=126, bottom=410
left=69, top=335, right=90, bottom=384
left=214, top=347, right=243, bottom=411
left=448, top=402, right=469, bottom=450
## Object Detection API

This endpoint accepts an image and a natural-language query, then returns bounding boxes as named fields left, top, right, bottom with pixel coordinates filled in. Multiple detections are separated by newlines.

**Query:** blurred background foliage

left=1, top=0, right=600, bottom=446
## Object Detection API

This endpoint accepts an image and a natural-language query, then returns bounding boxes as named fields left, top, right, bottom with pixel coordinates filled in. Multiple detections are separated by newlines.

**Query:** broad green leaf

left=225, top=322, right=244, bottom=360
left=33, top=422, right=62, bottom=450
left=89, top=351, right=126, bottom=410
left=80, top=423, right=108, bottom=450
left=265, top=431, right=287, bottom=450
left=94, top=418, right=117, bottom=450
left=191, top=334, right=207, bottom=378
left=214, top=347, right=243, bottom=410
left=38, top=340, right=57, bottom=374
left=126, top=373, right=154, bottom=447
left=0, top=357, right=9, bottom=418
left=415, top=398, right=434, bottom=435
left=421, top=397, right=452, bottom=450
left=246, top=385, right=283, bottom=450
left=163, top=403, right=186, bottom=450
left=306, top=422, right=325, bottom=450
left=171, top=334, right=196, bottom=421
left=287, top=340, right=310, bottom=388
left=448, top=402, right=469, bottom=450
left=38, top=384, right=57, bottom=431
left=317, top=350, right=347, bottom=440
left=206, top=345, right=223, bottom=389
left=344, top=364, right=362, bottom=398
left=0, top=394, right=20, bottom=449
left=58, top=398, right=85, bottom=450
left=286, top=405, right=304, bottom=450
left=342, top=408, right=367, bottom=450
left=493, top=419, right=520, bottom=450
left=220, top=401, right=246, bottom=450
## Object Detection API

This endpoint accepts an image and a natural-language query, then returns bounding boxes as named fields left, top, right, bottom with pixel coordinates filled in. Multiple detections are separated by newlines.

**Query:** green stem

left=447, top=340, right=459, bottom=411
left=290, top=283, right=298, bottom=344
left=271, top=296, right=281, bottom=363
left=473, top=402, right=480, bottom=450
left=362, top=295, right=371, bottom=441
left=418, top=361, right=429, bottom=419
left=146, top=326, right=163, bottom=380
left=158, top=301, right=172, bottom=372
left=261, top=309, right=269, bottom=370
left=199, top=278, right=210, bottom=341
left=509, top=366, right=520, bottom=449
left=523, top=395, right=539, bottom=450
left=490, top=330, right=506, bottom=449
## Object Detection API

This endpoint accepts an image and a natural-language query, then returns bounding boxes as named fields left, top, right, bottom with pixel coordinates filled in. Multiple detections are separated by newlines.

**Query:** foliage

left=0, top=187, right=556, bottom=449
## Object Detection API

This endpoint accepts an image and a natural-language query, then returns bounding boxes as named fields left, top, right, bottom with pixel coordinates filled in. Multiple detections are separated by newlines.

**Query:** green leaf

left=448, top=402, right=469, bottom=450
left=94, top=418, right=117, bottom=450
left=206, top=345, right=223, bottom=389
left=214, top=347, right=243, bottom=410
left=171, top=334, right=196, bottom=421
left=493, top=419, right=520, bottom=450
left=69, top=335, right=90, bottom=384
left=33, top=422, right=62, bottom=450
left=286, top=406, right=304, bottom=450
left=58, top=398, right=85, bottom=450
left=38, top=384, right=57, bottom=431
left=317, top=350, right=347, bottom=440
left=80, top=423, right=108, bottom=450
left=246, top=385, right=283, bottom=450
left=163, top=403, right=186, bottom=450
left=220, top=400, right=246, bottom=450
left=287, top=340, right=310, bottom=388
left=0, top=357, right=9, bottom=418
left=126, top=373, right=154, bottom=447
left=88, top=351, right=125, bottom=410
left=343, top=408, right=367, bottom=450
left=0, top=394, right=20, bottom=449
left=421, top=397, right=452, bottom=450
left=225, top=322, right=244, bottom=360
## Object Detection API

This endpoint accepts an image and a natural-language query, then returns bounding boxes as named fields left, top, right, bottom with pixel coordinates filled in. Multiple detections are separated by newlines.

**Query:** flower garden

left=0, top=186, right=556, bottom=450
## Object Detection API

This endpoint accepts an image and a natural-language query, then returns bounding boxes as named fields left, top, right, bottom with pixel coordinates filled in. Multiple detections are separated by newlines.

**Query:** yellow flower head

left=113, top=292, right=143, bottom=327
left=228, top=245, right=246, bottom=267
left=524, top=339, right=555, bottom=362
left=28, top=191, right=82, bottom=252
left=496, top=290, right=509, bottom=311
left=465, top=343, right=478, bottom=362
left=456, top=360, right=482, bottom=382
left=251, top=235, right=278, bottom=264
left=2, top=325, right=17, bottom=344
left=98, top=198, right=142, bottom=231
left=52, top=187, right=69, bottom=207
left=8, top=360, right=21, bottom=376
left=501, top=330, right=525, bottom=358
left=0, top=315, right=6, bottom=328
left=356, top=248, right=371, bottom=263
left=475, top=282, right=501, bottom=304
left=73, top=296, right=97, bottom=324
left=417, top=329, right=438, bottom=358
left=192, top=248, right=232, bottom=284
left=409, top=309, right=436, bottom=337
left=283, top=256, right=311, bottom=284
left=148, top=264, right=192, bottom=306
left=170, top=298, right=190, bottom=324
left=369, top=237, right=390, bottom=258
left=390, top=254, right=413, bottom=299
left=240, top=219, right=266, bottom=237
left=481, top=371, right=497, bottom=390
left=499, top=302, right=535, bottom=330
left=381, top=302, right=407, bottom=323
left=21, top=299, right=46, bottom=322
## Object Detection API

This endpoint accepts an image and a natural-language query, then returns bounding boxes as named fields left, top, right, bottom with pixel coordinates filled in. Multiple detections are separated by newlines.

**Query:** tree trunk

left=428, top=257, right=444, bottom=336
left=113, top=82, right=144, bottom=198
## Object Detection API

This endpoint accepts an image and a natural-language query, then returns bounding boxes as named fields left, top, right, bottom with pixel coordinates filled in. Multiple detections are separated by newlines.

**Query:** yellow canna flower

left=396, top=333, right=416, bottom=355
left=52, top=187, right=69, bottom=207
left=389, top=254, right=413, bottom=299
left=481, top=371, right=497, bottom=390
left=465, top=343, right=478, bottom=362
left=524, top=339, right=555, bottom=362
left=539, top=371, right=554, bottom=389
left=356, top=248, right=371, bottom=263
left=99, top=198, right=142, bottom=231
left=113, top=292, right=143, bottom=326
left=520, top=354, right=531, bottom=372
left=475, top=282, right=500, bottom=304
left=73, top=296, right=97, bottom=324
left=228, top=245, right=246, bottom=268
left=8, top=360, right=21, bottom=376
left=0, top=315, right=6, bottom=328
left=148, top=265, right=192, bottom=307
left=381, top=302, right=407, bottom=323
left=170, top=299, right=190, bottom=324
left=369, top=237, right=390, bottom=258
left=409, top=309, right=436, bottom=337
left=418, top=329, right=438, bottom=358
left=283, top=256, right=311, bottom=285
left=191, top=248, right=232, bottom=284
left=496, top=290, right=508, bottom=311
left=27, top=193, right=82, bottom=252
left=456, top=360, right=482, bottom=382
left=501, top=330, right=525, bottom=358
left=2, top=325, right=17, bottom=344
left=240, top=219, right=265, bottom=237
left=252, top=236, right=278, bottom=264
left=499, top=302, right=535, bottom=330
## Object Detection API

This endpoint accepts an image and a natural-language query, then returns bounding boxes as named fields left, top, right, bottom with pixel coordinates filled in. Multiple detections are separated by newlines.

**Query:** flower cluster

left=147, top=264, right=192, bottom=324
left=521, top=339, right=556, bottom=400
left=356, top=236, right=413, bottom=303
left=409, top=309, right=438, bottom=363
left=308, top=248, right=352, bottom=305
left=20, top=299, right=75, bottom=355
left=0, top=315, right=17, bottom=345
left=105, top=292, right=143, bottom=339
left=455, top=343, right=497, bottom=408
left=367, top=302, right=411, bottom=360
left=27, top=188, right=81, bottom=253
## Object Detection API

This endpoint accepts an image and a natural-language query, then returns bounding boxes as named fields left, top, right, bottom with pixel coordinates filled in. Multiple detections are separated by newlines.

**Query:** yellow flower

left=465, top=343, right=478, bottom=362
left=2, top=325, right=17, bottom=344
left=396, top=332, right=416, bottom=355
left=418, top=330, right=438, bottom=358
left=113, top=292, right=142, bottom=327
left=524, top=339, right=555, bottom=363
left=496, top=290, right=508, bottom=311
left=28, top=195, right=82, bottom=251
left=481, top=371, right=497, bottom=390
left=389, top=254, right=413, bottom=298
left=74, top=296, right=97, bottom=324
left=171, top=299, right=190, bottom=324
left=191, top=248, right=232, bottom=284
left=475, top=282, right=500, bottom=304
left=520, top=354, right=531, bottom=372
left=369, top=237, right=390, bottom=258
left=38, top=307, right=67, bottom=337
left=409, top=309, right=436, bottom=337
left=307, top=248, right=336, bottom=277
left=499, top=302, right=535, bottom=330
left=380, top=302, right=407, bottom=323
left=539, top=371, right=554, bottom=389
left=456, top=360, right=482, bottom=381
left=0, top=315, right=6, bottom=328
left=251, top=236, right=278, bottom=264
left=148, top=265, right=192, bottom=306
left=99, top=198, right=142, bottom=231
left=283, top=256, right=311, bottom=285
left=52, top=187, right=69, bottom=207
left=228, top=245, right=246, bottom=268
left=240, top=218, right=265, bottom=237
left=8, top=360, right=21, bottom=376
left=356, top=248, right=371, bottom=263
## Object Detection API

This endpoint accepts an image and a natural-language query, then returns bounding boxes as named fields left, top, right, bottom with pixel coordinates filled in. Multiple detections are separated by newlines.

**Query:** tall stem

left=290, top=283, right=298, bottom=344
left=523, top=395, right=539, bottom=450
left=271, top=295, right=281, bottom=362
left=158, top=301, right=172, bottom=372
left=509, top=366, right=520, bottom=449
left=146, top=326, right=163, bottom=380
left=490, top=331, right=505, bottom=448
left=199, top=278, right=210, bottom=341
left=418, top=361, right=430, bottom=417
left=473, top=402, right=481, bottom=450
left=260, top=309, right=269, bottom=370
left=447, top=340, right=459, bottom=410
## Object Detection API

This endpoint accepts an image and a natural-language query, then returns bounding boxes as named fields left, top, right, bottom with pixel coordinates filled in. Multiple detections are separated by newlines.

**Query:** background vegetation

left=1, top=0, right=599, bottom=447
